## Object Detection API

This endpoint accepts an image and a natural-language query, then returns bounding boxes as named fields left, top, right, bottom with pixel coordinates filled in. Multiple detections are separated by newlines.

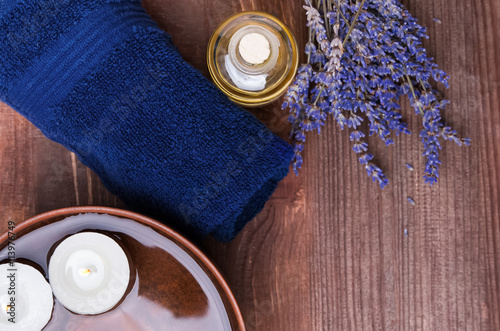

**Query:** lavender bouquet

left=282, top=0, right=470, bottom=188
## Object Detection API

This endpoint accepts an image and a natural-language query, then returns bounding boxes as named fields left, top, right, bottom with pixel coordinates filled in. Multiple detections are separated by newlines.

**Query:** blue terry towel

left=0, top=0, right=293, bottom=241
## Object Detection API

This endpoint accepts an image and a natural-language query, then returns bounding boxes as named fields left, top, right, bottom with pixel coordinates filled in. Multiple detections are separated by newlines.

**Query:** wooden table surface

left=1, top=0, right=499, bottom=330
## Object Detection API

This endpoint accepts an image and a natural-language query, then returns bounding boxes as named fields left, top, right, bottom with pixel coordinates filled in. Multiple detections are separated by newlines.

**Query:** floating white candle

left=48, top=232, right=130, bottom=315
left=0, top=263, right=53, bottom=331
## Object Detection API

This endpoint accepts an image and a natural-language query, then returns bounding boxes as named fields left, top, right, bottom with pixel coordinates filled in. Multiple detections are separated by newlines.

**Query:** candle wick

left=79, top=268, right=92, bottom=276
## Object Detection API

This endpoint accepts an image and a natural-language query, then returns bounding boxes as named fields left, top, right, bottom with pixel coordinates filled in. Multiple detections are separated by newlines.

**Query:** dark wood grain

left=1, top=0, right=499, bottom=330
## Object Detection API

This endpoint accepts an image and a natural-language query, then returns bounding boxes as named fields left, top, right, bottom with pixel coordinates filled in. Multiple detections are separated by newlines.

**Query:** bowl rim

left=0, top=206, right=246, bottom=331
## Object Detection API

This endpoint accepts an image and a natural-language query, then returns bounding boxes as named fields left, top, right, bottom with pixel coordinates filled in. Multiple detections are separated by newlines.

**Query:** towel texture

left=0, top=0, right=293, bottom=241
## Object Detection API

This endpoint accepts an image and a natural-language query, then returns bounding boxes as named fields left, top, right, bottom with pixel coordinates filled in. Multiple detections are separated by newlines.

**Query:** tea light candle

left=48, top=232, right=130, bottom=315
left=0, top=263, right=53, bottom=331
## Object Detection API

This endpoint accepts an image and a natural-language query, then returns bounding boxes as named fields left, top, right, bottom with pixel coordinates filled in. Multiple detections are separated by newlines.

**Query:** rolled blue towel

left=0, top=0, right=293, bottom=241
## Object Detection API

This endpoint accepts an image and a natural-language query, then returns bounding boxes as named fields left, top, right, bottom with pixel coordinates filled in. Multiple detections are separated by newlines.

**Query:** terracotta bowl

left=0, top=206, right=245, bottom=331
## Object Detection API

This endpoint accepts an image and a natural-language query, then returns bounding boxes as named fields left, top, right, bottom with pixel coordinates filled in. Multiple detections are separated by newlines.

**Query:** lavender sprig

left=282, top=0, right=469, bottom=187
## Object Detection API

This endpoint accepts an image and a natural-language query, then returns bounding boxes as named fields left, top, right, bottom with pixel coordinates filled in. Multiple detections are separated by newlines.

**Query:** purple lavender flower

left=282, top=0, right=469, bottom=187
